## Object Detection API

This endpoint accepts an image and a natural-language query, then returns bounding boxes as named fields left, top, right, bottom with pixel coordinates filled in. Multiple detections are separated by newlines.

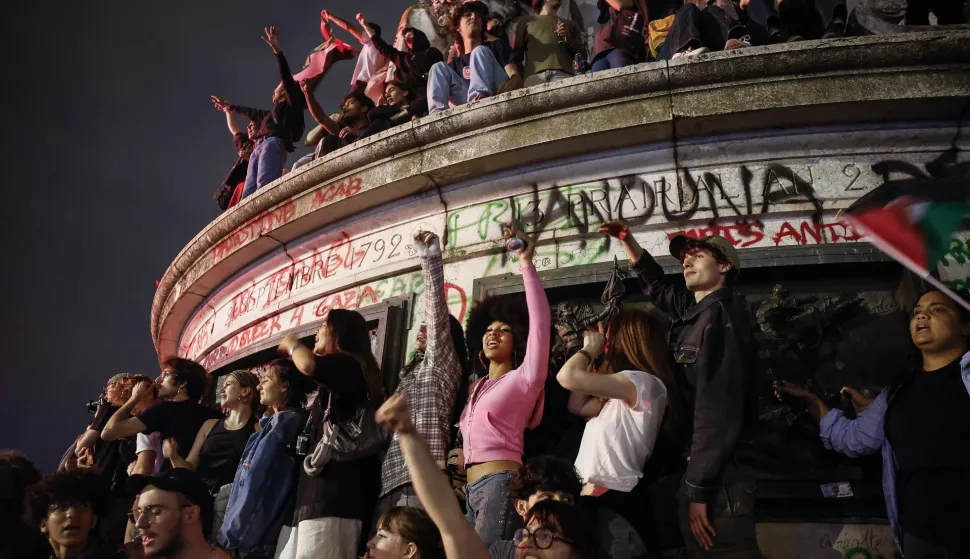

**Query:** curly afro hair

left=465, top=294, right=530, bottom=376
left=509, top=455, right=582, bottom=503
left=25, top=470, right=110, bottom=527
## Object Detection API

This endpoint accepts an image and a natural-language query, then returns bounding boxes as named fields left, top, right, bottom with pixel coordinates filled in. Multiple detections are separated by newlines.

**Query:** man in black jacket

left=211, top=26, right=305, bottom=199
left=600, top=220, right=761, bottom=559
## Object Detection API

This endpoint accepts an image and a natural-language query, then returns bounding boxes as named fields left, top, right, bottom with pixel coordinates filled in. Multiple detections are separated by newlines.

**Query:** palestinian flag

left=844, top=176, right=970, bottom=310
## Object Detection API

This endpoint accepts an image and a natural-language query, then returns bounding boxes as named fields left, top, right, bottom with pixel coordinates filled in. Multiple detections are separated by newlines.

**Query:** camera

left=86, top=393, right=106, bottom=414
left=295, top=433, right=311, bottom=457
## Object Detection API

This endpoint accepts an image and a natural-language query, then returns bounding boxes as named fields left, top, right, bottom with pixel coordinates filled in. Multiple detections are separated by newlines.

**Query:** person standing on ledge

left=599, top=221, right=760, bottom=559
left=211, top=26, right=305, bottom=199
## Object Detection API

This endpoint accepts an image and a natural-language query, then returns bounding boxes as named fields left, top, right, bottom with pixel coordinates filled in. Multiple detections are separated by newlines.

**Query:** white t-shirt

left=574, top=370, right=667, bottom=492
left=136, top=432, right=164, bottom=474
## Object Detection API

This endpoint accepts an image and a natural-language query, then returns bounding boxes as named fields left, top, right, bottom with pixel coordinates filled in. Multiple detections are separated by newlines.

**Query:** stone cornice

left=151, top=32, right=970, bottom=358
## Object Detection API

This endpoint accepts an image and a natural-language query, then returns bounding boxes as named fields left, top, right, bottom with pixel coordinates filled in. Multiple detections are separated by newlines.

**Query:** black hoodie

left=370, top=28, right=444, bottom=93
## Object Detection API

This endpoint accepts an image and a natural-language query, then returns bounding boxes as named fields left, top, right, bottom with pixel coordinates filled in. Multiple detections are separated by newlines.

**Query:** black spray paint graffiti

left=448, top=153, right=966, bottom=264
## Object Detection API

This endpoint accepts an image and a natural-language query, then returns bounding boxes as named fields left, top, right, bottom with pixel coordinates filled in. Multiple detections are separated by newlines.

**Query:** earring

left=478, top=350, right=488, bottom=369
left=513, top=348, right=518, bottom=367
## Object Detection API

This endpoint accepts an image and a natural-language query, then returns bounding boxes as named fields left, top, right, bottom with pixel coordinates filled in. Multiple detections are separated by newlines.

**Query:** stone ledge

left=151, top=31, right=970, bottom=354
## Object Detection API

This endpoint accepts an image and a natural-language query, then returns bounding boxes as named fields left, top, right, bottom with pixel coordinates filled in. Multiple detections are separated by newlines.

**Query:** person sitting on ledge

left=321, top=10, right=388, bottom=104
left=368, top=80, right=429, bottom=126
left=656, top=1, right=754, bottom=60
left=300, top=80, right=389, bottom=162
left=426, top=1, right=522, bottom=114
left=740, top=0, right=846, bottom=42
left=211, top=26, right=305, bottom=199
left=513, top=0, right=584, bottom=86
left=358, top=14, right=444, bottom=101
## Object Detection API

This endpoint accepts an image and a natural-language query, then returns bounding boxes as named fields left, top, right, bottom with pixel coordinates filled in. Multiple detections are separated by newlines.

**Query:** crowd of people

left=210, top=0, right=967, bottom=210
left=4, top=219, right=969, bottom=559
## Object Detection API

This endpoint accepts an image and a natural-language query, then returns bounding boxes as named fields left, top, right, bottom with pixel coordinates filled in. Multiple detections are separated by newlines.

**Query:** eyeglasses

left=128, top=504, right=192, bottom=524
left=512, top=527, right=573, bottom=550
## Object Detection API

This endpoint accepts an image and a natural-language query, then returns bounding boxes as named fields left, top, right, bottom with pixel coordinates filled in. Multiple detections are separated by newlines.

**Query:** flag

left=844, top=177, right=970, bottom=310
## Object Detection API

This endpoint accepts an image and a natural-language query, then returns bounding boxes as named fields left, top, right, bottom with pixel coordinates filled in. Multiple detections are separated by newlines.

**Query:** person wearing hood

left=358, top=13, right=444, bottom=94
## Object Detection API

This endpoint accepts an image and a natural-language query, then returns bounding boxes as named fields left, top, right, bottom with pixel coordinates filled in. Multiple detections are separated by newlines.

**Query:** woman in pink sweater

left=458, top=224, right=551, bottom=547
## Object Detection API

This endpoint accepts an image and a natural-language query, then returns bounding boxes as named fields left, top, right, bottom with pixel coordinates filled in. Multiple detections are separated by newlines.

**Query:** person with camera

left=101, top=358, right=220, bottom=471
left=217, top=360, right=314, bottom=559
left=276, top=309, right=385, bottom=559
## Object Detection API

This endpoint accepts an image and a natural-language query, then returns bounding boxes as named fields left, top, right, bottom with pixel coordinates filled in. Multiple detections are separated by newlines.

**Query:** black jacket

left=229, top=51, right=305, bottom=153
left=369, top=29, right=444, bottom=92
left=632, top=252, right=756, bottom=503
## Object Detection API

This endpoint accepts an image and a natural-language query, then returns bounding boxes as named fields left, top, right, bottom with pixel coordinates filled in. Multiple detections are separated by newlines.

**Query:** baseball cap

left=128, top=468, right=214, bottom=537
left=668, top=235, right=741, bottom=271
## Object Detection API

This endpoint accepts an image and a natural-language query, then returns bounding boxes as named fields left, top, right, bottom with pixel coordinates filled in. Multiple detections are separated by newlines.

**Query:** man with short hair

left=300, top=82, right=387, bottom=161
left=128, top=468, right=228, bottom=559
left=514, top=0, right=584, bottom=86
left=211, top=26, right=305, bottom=199
left=426, top=0, right=522, bottom=114
left=24, top=470, right=124, bottom=559
left=487, top=455, right=583, bottom=559
left=101, top=358, right=219, bottom=471
left=600, top=220, right=760, bottom=559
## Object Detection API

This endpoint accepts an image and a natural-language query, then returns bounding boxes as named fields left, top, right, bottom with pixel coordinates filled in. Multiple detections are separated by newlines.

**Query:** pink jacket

left=460, top=265, right=551, bottom=465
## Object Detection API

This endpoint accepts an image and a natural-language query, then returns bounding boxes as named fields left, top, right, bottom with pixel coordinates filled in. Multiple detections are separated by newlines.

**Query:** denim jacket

left=217, top=409, right=306, bottom=557
left=818, top=351, right=970, bottom=549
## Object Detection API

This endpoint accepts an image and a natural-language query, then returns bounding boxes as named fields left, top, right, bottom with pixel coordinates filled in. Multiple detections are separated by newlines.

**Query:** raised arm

left=101, top=381, right=152, bottom=441
left=509, top=224, right=551, bottom=392
left=299, top=79, right=341, bottom=136
left=599, top=220, right=694, bottom=319
left=225, top=110, right=241, bottom=135
left=414, top=232, right=458, bottom=372
left=377, top=395, right=492, bottom=559
left=323, top=11, right=368, bottom=45
left=557, top=331, right=637, bottom=406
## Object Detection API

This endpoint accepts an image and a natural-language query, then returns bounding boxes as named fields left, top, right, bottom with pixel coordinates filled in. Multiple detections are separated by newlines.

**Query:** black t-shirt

left=138, top=400, right=220, bottom=470
left=447, top=38, right=517, bottom=84
left=886, top=358, right=970, bottom=551
left=88, top=405, right=136, bottom=494
left=197, top=418, right=257, bottom=493
left=294, top=352, right=381, bottom=523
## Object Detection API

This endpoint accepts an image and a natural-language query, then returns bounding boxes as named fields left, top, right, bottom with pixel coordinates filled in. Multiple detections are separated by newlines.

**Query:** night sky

left=3, top=1, right=416, bottom=472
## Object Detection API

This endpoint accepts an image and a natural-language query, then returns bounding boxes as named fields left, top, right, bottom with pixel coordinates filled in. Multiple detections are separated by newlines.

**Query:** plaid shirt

left=380, top=242, right=462, bottom=497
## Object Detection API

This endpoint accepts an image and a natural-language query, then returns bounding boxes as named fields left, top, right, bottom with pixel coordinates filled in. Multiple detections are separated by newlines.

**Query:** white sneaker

left=672, top=46, right=712, bottom=59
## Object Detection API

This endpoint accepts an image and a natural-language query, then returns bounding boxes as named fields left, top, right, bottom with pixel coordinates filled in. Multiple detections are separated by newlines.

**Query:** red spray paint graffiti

left=212, top=201, right=297, bottom=262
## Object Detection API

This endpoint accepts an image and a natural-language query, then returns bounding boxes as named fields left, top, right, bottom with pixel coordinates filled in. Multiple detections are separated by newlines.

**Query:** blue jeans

left=591, top=49, right=637, bottom=72
left=464, top=470, right=520, bottom=549
left=242, top=136, right=285, bottom=198
left=427, top=45, right=509, bottom=114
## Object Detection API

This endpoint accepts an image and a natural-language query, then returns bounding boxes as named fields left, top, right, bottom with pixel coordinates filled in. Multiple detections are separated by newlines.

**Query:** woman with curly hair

left=457, top=224, right=551, bottom=547
left=25, top=469, right=125, bottom=559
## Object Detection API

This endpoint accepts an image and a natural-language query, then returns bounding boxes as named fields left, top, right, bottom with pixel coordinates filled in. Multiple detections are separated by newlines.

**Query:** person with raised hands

left=557, top=310, right=680, bottom=558
left=376, top=230, right=466, bottom=515
left=599, top=219, right=758, bottom=558
left=376, top=395, right=598, bottom=559
left=457, top=223, right=550, bottom=547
